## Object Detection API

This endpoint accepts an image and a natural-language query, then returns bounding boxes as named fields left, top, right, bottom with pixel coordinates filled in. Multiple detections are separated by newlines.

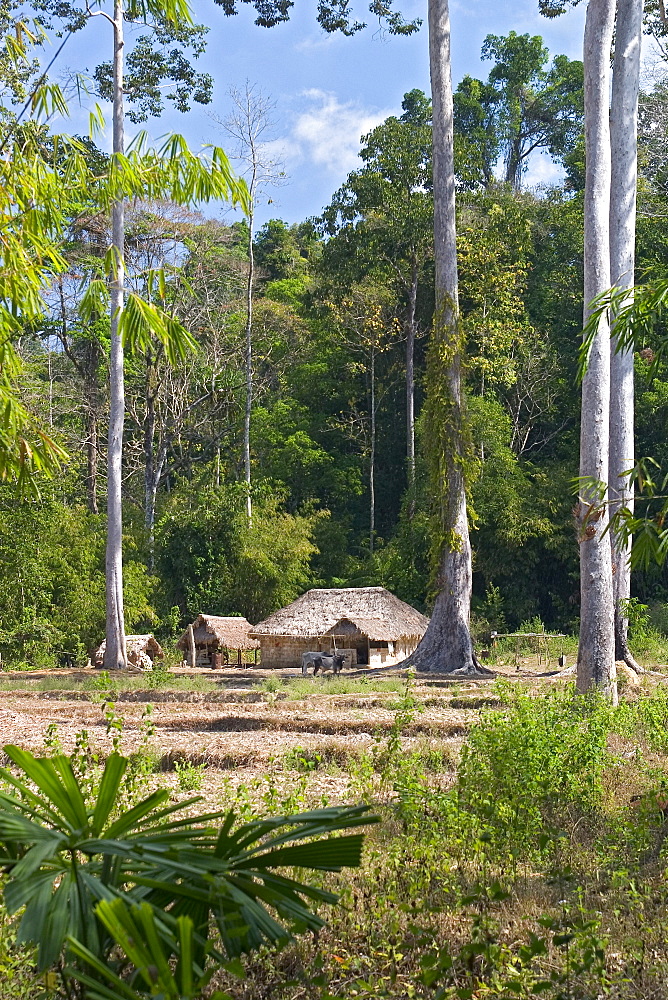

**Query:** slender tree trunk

left=85, top=337, right=103, bottom=515
left=104, top=0, right=127, bottom=670
left=610, top=0, right=643, bottom=673
left=146, top=440, right=167, bottom=569
left=406, top=253, right=418, bottom=500
left=86, top=403, right=99, bottom=514
left=143, top=348, right=161, bottom=569
left=369, top=344, right=376, bottom=555
left=243, top=202, right=255, bottom=522
left=144, top=350, right=156, bottom=531
left=58, top=277, right=102, bottom=515
left=577, top=0, right=616, bottom=701
left=407, top=0, right=483, bottom=674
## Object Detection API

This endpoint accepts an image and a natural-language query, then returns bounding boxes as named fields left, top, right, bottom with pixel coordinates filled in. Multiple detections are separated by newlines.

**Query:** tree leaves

left=0, top=33, right=247, bottom=488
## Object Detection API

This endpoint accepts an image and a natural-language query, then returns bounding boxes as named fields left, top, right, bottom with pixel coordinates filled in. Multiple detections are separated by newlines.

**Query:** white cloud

left=284, top=89, right=395, bottom=176
left=293, top=33, right=338, bottom=53
left=523, top=150, right=564, bottom=189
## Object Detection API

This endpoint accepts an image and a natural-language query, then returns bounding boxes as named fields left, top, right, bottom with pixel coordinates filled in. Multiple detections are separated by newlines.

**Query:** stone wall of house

left=368, top=638, right=419, bottom=668
left=258, top=637, right=337, bottom=669
left=258, top=635, right=420, bottom=669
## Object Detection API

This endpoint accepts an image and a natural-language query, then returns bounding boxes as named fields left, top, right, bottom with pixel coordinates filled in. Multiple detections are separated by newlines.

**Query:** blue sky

left=56, top=0, right=588, bottom=226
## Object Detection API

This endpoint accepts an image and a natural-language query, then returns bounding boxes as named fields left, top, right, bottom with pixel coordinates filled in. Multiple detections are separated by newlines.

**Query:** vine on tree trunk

left=423, top=296, right=480, bottom=598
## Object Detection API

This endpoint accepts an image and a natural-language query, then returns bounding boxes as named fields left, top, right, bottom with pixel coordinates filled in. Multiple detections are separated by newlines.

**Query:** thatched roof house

left=250, top=587, right=429, bottom=669
left=177, top=614, right=258, bottom=667
left=94, top=634, right=164, bottom=670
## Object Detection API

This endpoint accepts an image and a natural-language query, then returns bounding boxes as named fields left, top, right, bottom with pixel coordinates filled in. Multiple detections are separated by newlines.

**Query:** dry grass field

left=0, top=661, right=556, bottom=791
left=0, top=664, right=495, bottom=798
left=3, top=661, right=668, bottom=1000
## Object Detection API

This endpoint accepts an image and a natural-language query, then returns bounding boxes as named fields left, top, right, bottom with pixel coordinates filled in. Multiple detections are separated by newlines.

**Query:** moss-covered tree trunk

left=408, top=0, right=481, bottom=674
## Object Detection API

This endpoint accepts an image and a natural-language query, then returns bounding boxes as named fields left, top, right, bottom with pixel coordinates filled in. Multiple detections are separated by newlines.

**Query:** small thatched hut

left=177, top=614, right=258, bottom=667
left=250, top=587, right=429, bottom=669
left=94, top=634, right=164, bottom=670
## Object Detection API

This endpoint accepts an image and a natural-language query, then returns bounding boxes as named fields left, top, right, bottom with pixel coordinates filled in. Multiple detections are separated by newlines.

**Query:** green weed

left=261, top=675, right=283, bottom=695
left=173, top=758, right=207, bottom=791
left=282, top=745, right=323, bottom=772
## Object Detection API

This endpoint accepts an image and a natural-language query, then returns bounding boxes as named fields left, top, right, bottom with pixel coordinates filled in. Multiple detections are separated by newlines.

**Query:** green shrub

left=455, top=684, right=612, bottom=856
left=283, top=745, right=323, bottom=772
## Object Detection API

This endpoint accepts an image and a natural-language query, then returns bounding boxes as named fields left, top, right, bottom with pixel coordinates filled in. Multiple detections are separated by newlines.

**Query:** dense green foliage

left=3, top=19, right=668, bottom=665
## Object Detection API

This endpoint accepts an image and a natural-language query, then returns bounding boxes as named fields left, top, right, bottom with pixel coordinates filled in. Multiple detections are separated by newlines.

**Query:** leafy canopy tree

left=319, top=89, right=433, bottom=495
left=212, top=0, right=420, bottom=34
left=454, top=31, right=584, bottom=190
left=0, top=480, right=155, bottom=666
left=254, top=219, right=319, bottom=281
left=0, top=0, right=248, bottom=664
left=452, top=76, right=500, bottom=189
left=155, top=482, right=322, bottom=624
left=31, top=0, right=213, bottom=123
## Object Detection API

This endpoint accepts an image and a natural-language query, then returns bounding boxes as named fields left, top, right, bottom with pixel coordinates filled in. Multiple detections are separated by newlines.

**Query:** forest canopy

left=1, top=10, right=668, bottom=670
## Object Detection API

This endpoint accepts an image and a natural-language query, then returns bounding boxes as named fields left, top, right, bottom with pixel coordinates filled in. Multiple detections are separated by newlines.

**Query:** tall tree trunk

left=104, top=0, right=127, bottom=670
left=143, top=349, right=165, bottom=570
left=577, top=0, right=616, bottom=701
left=609, top=0, right=643, bottom=673
left=407, top=0, right=481, bottom=674
left=369, top=344, right=376, bottom=555
left=144, top=349, right=156, bottom=533
left=146, top=440, right=168, bottom=569
left=406, top=253, right=418, bottom=503
left=243, top=214, right=254, bottom=521
left=505, top=132, right=523, bottom=191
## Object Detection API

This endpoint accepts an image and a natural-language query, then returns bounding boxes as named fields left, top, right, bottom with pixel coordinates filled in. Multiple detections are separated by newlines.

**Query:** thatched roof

left=94, top=634, right=164, bottom=667
left=177, top=614, right=258, bottom=651
left=250, top=588, right=429, bottom=642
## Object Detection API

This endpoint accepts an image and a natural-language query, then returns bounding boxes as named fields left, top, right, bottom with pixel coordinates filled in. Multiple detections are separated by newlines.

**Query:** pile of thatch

left=177, top=615, right=258, bottom=652
left=250, top=587, right=429, bottom=642
left=93, top=634, right=164, bottom=670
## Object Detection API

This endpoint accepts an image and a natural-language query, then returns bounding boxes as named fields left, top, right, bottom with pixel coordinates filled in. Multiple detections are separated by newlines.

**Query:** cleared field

left=4, top=662, right=668, bottom=1000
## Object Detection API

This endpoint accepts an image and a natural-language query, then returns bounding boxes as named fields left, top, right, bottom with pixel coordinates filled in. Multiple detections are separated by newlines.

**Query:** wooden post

left=188, top=624, right=196, bottom=668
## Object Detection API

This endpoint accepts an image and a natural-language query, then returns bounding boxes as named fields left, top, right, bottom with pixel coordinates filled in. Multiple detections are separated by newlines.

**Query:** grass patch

left=280, top=675, right=406, bottom=699
left=0, top=671, right=220, bottom=695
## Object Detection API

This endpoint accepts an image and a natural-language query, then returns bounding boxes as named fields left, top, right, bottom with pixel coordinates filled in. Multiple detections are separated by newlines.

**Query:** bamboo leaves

left=581, top=278, right=668, bottom=376
left=119, top=293, right=197, bottom=365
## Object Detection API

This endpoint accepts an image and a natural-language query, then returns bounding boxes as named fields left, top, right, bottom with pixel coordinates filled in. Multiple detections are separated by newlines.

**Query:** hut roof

left=177, top=614, right=258, bottom=651
left=250, top=588, right=429, bottom=642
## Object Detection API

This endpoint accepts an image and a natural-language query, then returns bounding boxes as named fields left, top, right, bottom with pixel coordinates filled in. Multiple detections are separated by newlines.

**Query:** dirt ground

left=0, top=659, right=637, bottom=806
